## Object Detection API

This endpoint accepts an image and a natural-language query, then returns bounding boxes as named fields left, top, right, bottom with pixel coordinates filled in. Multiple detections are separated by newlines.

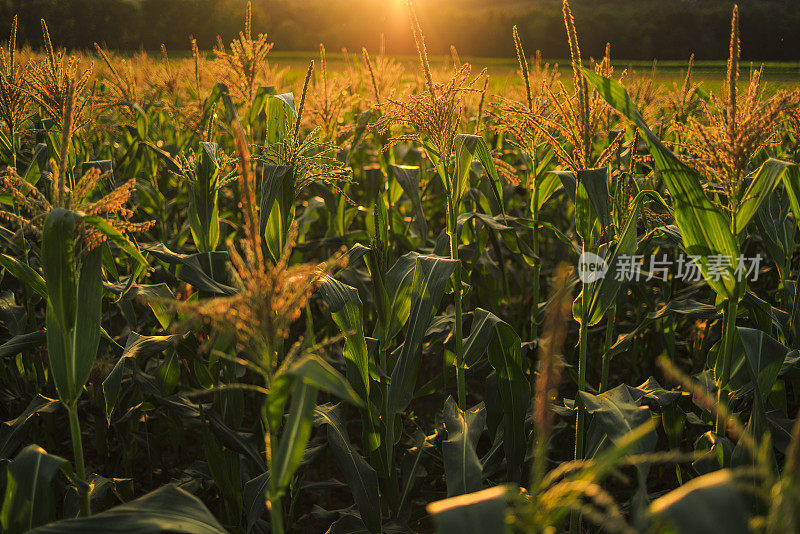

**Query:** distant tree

left=1, top=0, right=799, bottom=60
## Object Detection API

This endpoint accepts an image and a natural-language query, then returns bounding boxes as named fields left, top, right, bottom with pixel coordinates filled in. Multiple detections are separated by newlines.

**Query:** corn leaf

left=780, top=163, right=800, bottom=233
left=582, top=69, right=741, bottom=300
left=427, top=486, right=510, bottom=534
left=315, top=404, right=381, bottom=534
left=286, top=354, right=363, bottom=408
left=735, top=158, right=796, bottom=235
left=391, top=164, right=428, bottom=238
left=485, top=318, right=528, bottom=483
left=259, top=164, right=295, bottom=264
left=1, top=445, right=68, bottom=532
left=318, top=276, right=370, bottom=395
left=28, top=485, right=227, bottom=533
left=442, top=397, right=485, bottom=497
left=387, top=255, right=457, bottom=417
left=385, top=255, right=457, bottom=469
left=187, top=141, right=220, bottom=253
left=649, top=470, right=750, bottom=534
left=273, top=380, right=318, bottom=491
left=0, top=254, right=46, bottom=298
left=453, top=134, right=505, bottom=215
left=83, top=214, right=148, bottom=271
left=43, top=209, right=104, bottom=406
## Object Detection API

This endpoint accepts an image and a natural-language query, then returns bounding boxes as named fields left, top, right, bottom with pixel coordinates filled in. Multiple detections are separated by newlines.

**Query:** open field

left=270, top=52, right=800, bottom=93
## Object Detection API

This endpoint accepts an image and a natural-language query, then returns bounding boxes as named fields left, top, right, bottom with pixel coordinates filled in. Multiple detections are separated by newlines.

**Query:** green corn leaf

left=103, top=332, right=183, bottom=422
left=212, top=82, right=239, bottom=125
left=535, top=170, right=562, bottom=211
left=779, top=163, right=800, bottom=233
left=582, top=69, right=742, bottom=300
left=387, top=255, right=458, bottom=417
left=0, top=330, right=46, bottom=359
left=377, top=252, right=422, bottom=344
left=22, top=143, right=49, bottom=181
left=428, top=486, right=510, bottom=534
left=259, top=165, right=295, bottom=263
left=71, top=248, right=103, bottom=402
left=156, top=350, right=180, bottom=396
left=114, top=283, right=175, bottom=330
left=460, top=309, right=529, bottom=480
left=453, top=136, right=475, bottom=203
left=204, top=410, right=266, bottom=471
left=580, top=168, right=611, bottom=237
left=28, top=485, right=227, bottom=533
left=544, top=420, right=658, bottom=527
left=575, top=169, right=602, bottom=248
left=398, top=431, right=434, bottom=521
left=315, top=404, right=381, bottom=534
left=442, top=397, right=485, bottom=497
left=462, top=309, right=504, bottom=368
left=264, top=93, right=296, bottom=147
left=143, top=244, right=235, bottom=296
left=1, top=445, right=68, bottom=532
left=43, top=209, right=104, bottom=406
left=555, top=170, right=577, bottom=202
left=729, top=328, right=787, bottom=400
left=0, top=396, right=61, bottom=460
left=580, top=418, right=660, bottom=483
left=132, top=103, right=148, bottom=139
left=285, top=354, right=363, bottom=408
left=728, top=327, right=788, bottom=462
left=201, top=413, right=243, bottom=516
left=453, top=134, right=505, bottom=214
left=579, top=385, right=658, bottom=484
left=247, top=85, right=278, bottom=131
left=385, top=255, right=457, bottom=470
left=649, top=470, right=750, bottom=534
left=375, top=186, right=390, bottom=248
left=0, top=254, right=47, bottom=298
left=42, top=209, right=80, bottom=331
left=755, top=191, right=794, bottom=282
left=258, top=165, right=292, bottom=237
left=273, top=380, right=318, bottom=491
left=484, top=319, right=528, bottom=483
left=83, top=215, right=148, bottom=271
left=557, top=168, right=609, bottom=249
left=391, top=165, right=428, bottom=238
left=243, top=472, right=270, bottom=533
left=364, top=251, right=391, bottom=349
left=318, top=276, right=370, bottom=395
left=735, top=158, right=796, bottom=235
left=264, top=373, right=293, bottom=436
left=188, top=141, right=220, bottom=253
left=580, top=386, right=658, bottom=452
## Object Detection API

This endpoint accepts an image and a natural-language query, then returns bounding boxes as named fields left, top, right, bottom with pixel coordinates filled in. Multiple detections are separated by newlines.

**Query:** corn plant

left=40, top=208, right=146, bottom=517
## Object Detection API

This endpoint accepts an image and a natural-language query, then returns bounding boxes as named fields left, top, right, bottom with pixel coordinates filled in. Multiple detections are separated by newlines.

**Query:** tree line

left=2, top=0, right=799, bottom=60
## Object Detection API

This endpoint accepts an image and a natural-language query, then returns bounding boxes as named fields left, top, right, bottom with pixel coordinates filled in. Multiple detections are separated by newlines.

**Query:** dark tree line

left=1, top=0, right=799, bottom=60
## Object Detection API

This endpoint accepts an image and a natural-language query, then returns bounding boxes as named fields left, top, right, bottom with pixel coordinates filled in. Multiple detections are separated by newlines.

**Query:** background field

left=269, top=52, right=800, bottom=89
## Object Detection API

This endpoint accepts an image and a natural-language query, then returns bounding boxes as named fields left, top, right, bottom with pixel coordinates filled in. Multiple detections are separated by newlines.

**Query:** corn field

left=2, top=1, right=800, bottom=533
